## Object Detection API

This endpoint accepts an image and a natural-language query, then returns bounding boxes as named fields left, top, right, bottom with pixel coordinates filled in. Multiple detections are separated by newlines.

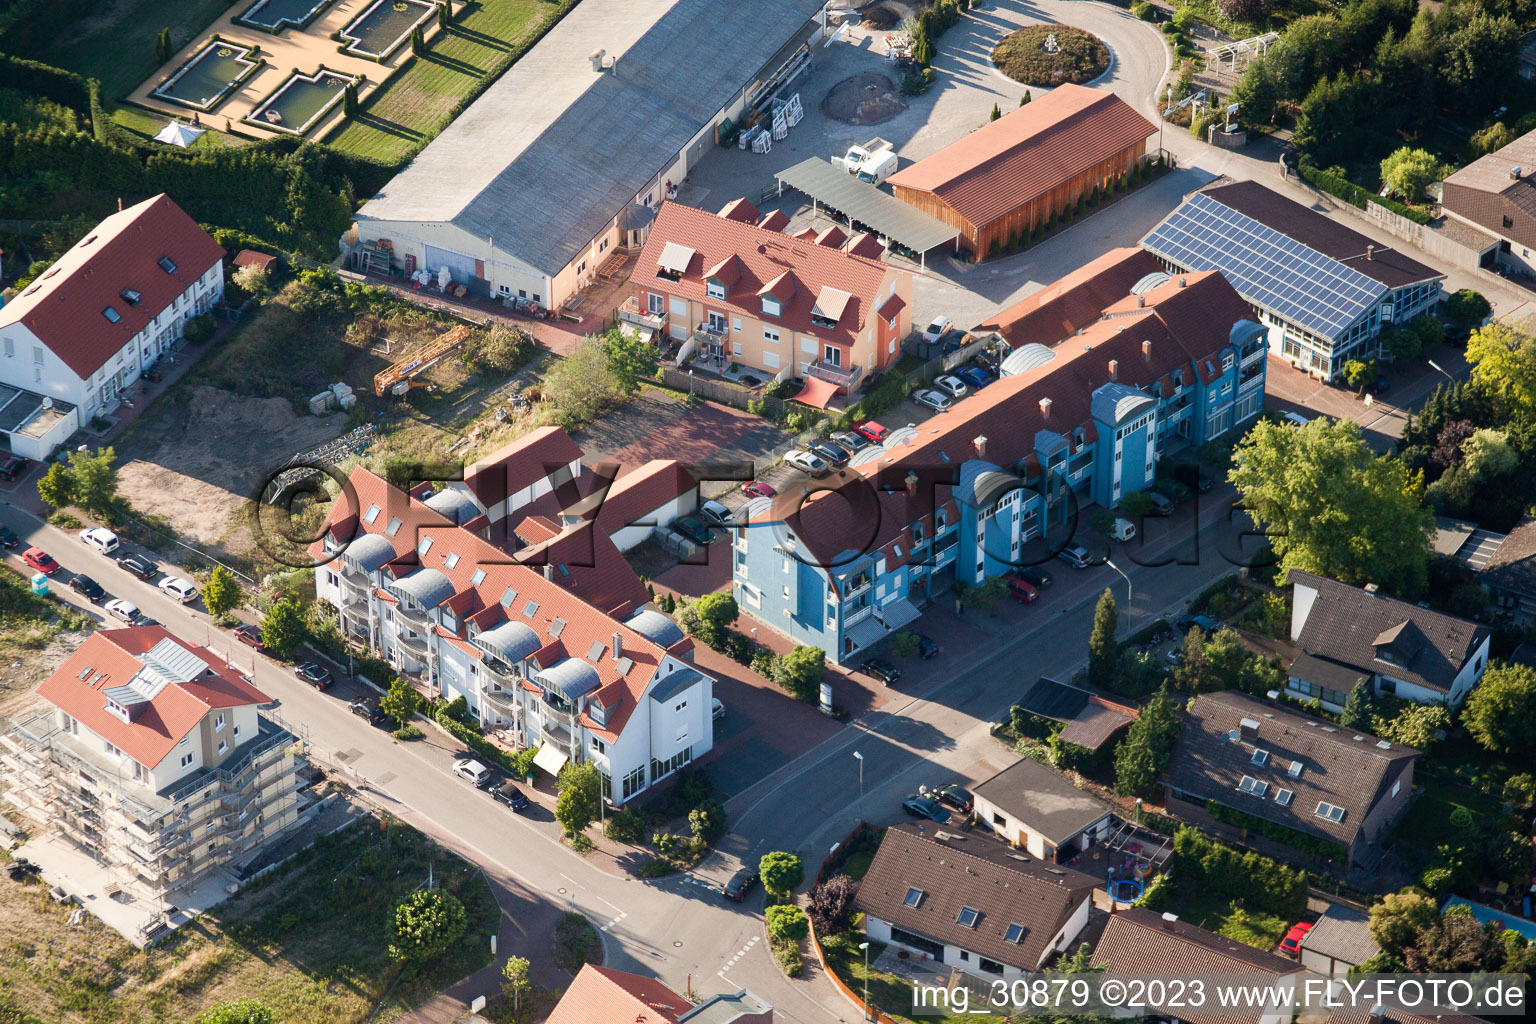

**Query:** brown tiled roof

left=758, top=209, right=790, bottom=232
left=1161, top=692, right=1416, bottom=846
left=976, top=248, right=1162, bottom=348
left=844, top=231, right=886, bottom=260
left=718, top=197, right=760, bottom=223
left=971, top=758, right=1112, bottom=844
left=1287, top=570, right=1488, bottom=695
left=1203, top=181, right=1442, bottom=290
left=0, top=194, right=225, bottom=378
left=853, top=823, right=1097, bottom=971
left=1478, top=513, right=1536, bottom=597
left=561, top=459, right=697, bottom=535
left=461, top=426, right=584, bottom=512
left=1015, top=677, right=1137, bottom=751
left=38, top=627, right=270, bottom=770
left=547, top=964, right=690, bottom=1024
left=886, top=85, right=1155, bottom=229
left=634, top=201, right=900, bottom=348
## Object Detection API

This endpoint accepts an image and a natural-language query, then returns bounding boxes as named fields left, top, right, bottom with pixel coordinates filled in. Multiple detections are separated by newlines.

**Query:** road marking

left=600, top=910, right=628, bottom=933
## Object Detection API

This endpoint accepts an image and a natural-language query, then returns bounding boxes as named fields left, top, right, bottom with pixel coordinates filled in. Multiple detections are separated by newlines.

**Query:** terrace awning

left=793, top=375, right=840, bottom=409
left=533, top=744, right=569, bottom=777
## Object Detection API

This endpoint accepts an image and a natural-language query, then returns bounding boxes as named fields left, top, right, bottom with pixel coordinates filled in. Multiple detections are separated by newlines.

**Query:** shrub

left=891, top=631, right=921, bottom=658
left=183, top=313, right=216, bottom=343
left=604, top=809, right=645, bottom=843
left=766, top=904, right=810, bottom=945
left=1172, top=826, right=1309, bottom=918
left=760, top=851, right=804, bottom=898
left=773, top=941, right=803, bottom=976
left=568, top=833, right=595, bottom=853
left=389, top=888, right=467, bottom=962
left=1133, top=2, right=1157, bottom=20
left=392, top=724, right=424, bottom=740
left=992, top=25, right=1110, bottom=86
left=638, top=857, right=671, bottom=878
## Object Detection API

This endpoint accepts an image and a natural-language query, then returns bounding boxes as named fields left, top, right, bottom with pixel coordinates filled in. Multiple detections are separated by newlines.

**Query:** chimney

left=589, top=48, right=606, bottom=71
left=1142, top=339, right=1152, bottom=362
left=1178, top=276, right=1187, bottom=288
left=543, top=564, right=554, bottom=581
left=1039, top=397, right=1052, bottom=419
left=1364, top=582, right=1380, bottom=595
left=1366, top=244, right=1375, bottom=261
left=1512, top=166, right=1524, bottom=180
left=116, top=197, right=123, bottom=212
left=1161, top=912, right=1179, bottom=929
left=904, top=469, right=919, bottom=495
left=973, top=434, right=987, bottom=458
left=612, top=631, right=623, bottom=662
left=1136, top=295, right=1145, bottom=308
left=1108, top=359, right=1119, bottom=381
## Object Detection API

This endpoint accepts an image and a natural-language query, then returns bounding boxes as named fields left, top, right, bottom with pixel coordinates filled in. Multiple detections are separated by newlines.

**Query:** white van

left=1110, top=517, right=1137, bottom=541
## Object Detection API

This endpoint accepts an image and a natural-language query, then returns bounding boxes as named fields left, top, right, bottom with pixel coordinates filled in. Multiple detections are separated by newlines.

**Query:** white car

left=78, top=527, right=119, bottom=555
left=922, top=315, right=953, bottom=343
left=712, top=697, right=725, bottom=721
left=1282, top=411, right=1311, bottom=427
left=913, top=389, right=953, bottom=412
left=453, top=758, right=491, bottom=787
left=784, top=450, right=830, bottom=476
left=699, top=500, right=736, bottom=527
left=932, top=375, right=968, bottom=399
left=158, top=576, right=198, bottom=604
left=104, top=598, right=140, bottom=622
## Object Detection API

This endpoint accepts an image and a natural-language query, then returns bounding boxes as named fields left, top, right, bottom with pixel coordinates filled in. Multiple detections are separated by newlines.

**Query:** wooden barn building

left=886, top=84, right=1156, bottom=260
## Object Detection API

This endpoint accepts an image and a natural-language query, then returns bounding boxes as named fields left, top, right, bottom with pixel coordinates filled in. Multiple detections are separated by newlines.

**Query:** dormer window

left=103, top=306, right=122, bottom=324
left=120, top=288, right=142, bottom=306
left=158, top=256, right=177, bottom=274
left=761, top=296, right=781, bottom=317
left=706, top=279, right=726, bottom=300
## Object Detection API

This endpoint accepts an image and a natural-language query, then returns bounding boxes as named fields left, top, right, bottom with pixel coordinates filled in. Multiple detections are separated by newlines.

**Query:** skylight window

left=1274, top=789, right=1294, bottom=807
left=1315, top=801, right=1346, bottom=823
left=158, top=256, right=177, bottom=273
left=471, top=569, right=486, bottom=586
left=363, top=503, right=382, bottom=524
left=103, top=306, right=122, bottom=323
left=1288, top=760, right=1303, bottom=778
left=385, top=517, right=403, bottom=537
left=1237, top=775, right=1268, bottom=797
left=903, top=887, right=925, bottom=908
left=957, top=907, right=980, bottom=929
left=1004, top=923, right=1025, bottom=944
left=1251, top=749, right=1270, bottom=767
left=417, top=537, right=433, bottom=556
left=444, top=552, right=460, bottom=570
left=500, top=587, right=517, bottom=607
left=120, top=288, right=141, bottom=306
left=523, top=599, right=539, bottom=618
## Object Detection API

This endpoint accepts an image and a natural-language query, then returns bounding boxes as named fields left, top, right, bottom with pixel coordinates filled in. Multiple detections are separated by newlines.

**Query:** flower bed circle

left=991, top=25, right=1110, bottom=86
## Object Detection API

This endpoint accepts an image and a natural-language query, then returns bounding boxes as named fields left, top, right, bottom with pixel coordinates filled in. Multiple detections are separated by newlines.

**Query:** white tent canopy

left=153, top=122, right=206, bottom=148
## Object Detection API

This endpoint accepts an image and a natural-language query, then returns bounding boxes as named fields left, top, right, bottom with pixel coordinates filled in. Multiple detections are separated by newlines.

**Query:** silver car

left=913, top=389, right=953, bottom=412
left=784, top=450, right=829, bottom=476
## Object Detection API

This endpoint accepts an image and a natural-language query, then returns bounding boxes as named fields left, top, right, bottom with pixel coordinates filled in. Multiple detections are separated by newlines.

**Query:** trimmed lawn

left=1172, top=889, right=1290, bottom=951
left=327, top=0, right=558, bottom=162
left=25, top=0, right=230, bottom=105
left=821, top=933, right=996, bottom=1024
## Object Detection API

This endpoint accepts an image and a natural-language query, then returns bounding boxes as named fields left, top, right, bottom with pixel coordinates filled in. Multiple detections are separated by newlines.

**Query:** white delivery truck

left=832, top=138, right=899, bottom=185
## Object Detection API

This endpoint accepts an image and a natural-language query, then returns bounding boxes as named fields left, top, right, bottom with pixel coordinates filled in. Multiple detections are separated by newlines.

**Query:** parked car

left=932, top=375, right=968, bottom=399
left=721, top=867, right=759, bottom=901
left=494, top=780, right=530, bottom=811
left=1174, top=462, right=1214, bottom=493
left=349, top=699, right=387, bottom=726
left=1175, top=614, right=1220, bottom=635
left=673, top=516, right=713, bottom=546
left=862, top=658, right=901, bottom=685
left=22, top=547, right=60, bottom=575
left=233, top=623, right=265, bottom=649
left=116, top=552, right=157, bottom=579
left=1014, top=565, right=1052, bottom=588
left=784, top=450, right=830, bottom=476
left=104, top=598, right=140, bottom=622
left=712, top=697, right=725, bottom=721
left=830, top=430, right=869, bottom=453
left=913, top=389, right=952, bottom=412
left=1007, top=577, right=1039, bottom=603
left=0, top=525, right=17, bottom=550
left=294, top=662, right=332, bottom=690
left=0, top=455, right=28, bottom=482
left=78, top=527, right=119, bottom=555
left=1279, top=921, right=1313, bottom=956
left=453, top=758, right=492, bottom=788
left=1057, top=543, right=1100, bottom=569
left=914, top=633, right=939, bottom=659
left=67, top=574, right=105, bottom=602
left=922, top=315, right=953, bottom=343
left=699, top=500, right=735, bottom=528
left=741, top=480, right=777, bottom=498
left=935, top=783, right=973, bottom=814
left=938, top=329, right=969, bottom=354
left=1145, top=490, right=1175, bottom=515
left=1153, top=478, right=1191, bottom=503
left=1368, top=373, right=1391, bottom=395
left=1282, top=410, right=1311, bottom=427
left=956, top=366, right=992, bottom=390
left=808, top=440, right=850, bottom=466
left=158, top=576, right=199, bottom=604
left=1109, top=517, right=1136, bottom=542
left=855, top=420, right=891, bottom=444
left=902, top=793, right=951, bottom=824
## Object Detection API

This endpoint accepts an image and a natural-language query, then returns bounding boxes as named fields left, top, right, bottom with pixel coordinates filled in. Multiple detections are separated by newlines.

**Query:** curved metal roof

left=341, top=533, right=396, bottom=573
left=1001, top=343, right=1056, bottom=377
left=423, top=488, right=482, bottom=525
left=849, top=445, right=885, bottom=469
left=475, top=619, right=542, bottom=663
left=1090, top=382, right=1156, bottom=426
left=958, top=462, right=1019, bottom=510
left=538, top=658, right=602, bottom=701
left=625, top=608, right=685, bottom=647
left=882, top=426, right=918, bottom=449
left=618, top=203, right=657, bottom=231
left=393, top=567, right=456, bottom=608
left=1131, top=271, right=1171, bottom=294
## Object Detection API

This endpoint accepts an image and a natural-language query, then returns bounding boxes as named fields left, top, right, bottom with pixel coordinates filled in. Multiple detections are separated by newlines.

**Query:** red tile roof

left=562, top=459, right=697, bottom=535
left=37, top=627, right=270, bottom=770
left=843, top=231, right=886, bottom=260
left=547, top=964, right=691, bottom=1024
left=0, top=194, right=225, bottom=379
left=758, top=209, right=790, bottom=232
left=977, top=248, right=1162, bottom=348
left=887, top=85, right=1155, bottom=229
left=635, top=201, right=902, bottom=348
left=718, top=197, right=760, bottom=223
left=461, top=426, right=584, bottom=512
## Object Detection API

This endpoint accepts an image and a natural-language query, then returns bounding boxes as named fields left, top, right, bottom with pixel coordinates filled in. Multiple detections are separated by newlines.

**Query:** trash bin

left=30, top=573, right=48, bottom=597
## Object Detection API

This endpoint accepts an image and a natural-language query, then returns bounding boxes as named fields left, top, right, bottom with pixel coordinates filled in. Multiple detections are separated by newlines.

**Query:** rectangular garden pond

left=341, top=0, right=438, bottom=59
left=245, top=69, right=356, bottom=135
left=151, top=39, right=262, bottom=112
left=236, top=0, right=333, bottom=32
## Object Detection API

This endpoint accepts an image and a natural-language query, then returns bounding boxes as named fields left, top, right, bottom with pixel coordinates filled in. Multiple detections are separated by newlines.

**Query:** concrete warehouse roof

left=355, top=0, right=826, bottom=277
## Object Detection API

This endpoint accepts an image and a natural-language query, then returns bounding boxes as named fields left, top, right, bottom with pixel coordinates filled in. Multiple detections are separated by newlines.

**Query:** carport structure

left=771, top=157, right=959, bottom=269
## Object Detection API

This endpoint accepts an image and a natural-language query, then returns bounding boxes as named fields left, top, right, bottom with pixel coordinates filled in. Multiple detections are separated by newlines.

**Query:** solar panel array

left=1142, top=192, right=1386, bottom=340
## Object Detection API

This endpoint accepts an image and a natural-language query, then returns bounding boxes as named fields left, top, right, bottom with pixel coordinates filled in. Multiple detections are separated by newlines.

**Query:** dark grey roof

left=342, top=532, right=397, bottom=573
left=475, top=619, right=542, bottom=664
left=392, top=567, right=456, bottom=608
left=971, top=758, right=1111, bottom=845
left=648, top=667, right=705, bottom=704
left=423, top=488, right=482, bottom=525
left=1299, top=904, right=1379, bottom=966
left=853, top=824, right=1097, bottom=971
left=625, top=607, right=685, bottom=647
left=1015, top=677, right=1137, bottom=751
left=1161, top=691, right=1417, bottom=847
left=1287, top=570, right=1488, bottom=695
left=617, top=203, right=656, bottom=232
left=1479, top=513, right=1536, bottom=597
left=357, top=0, right=827, bottom=277
left=537, top=658, right=602, bottom=701
left=773, top=158, right=961, bottom=253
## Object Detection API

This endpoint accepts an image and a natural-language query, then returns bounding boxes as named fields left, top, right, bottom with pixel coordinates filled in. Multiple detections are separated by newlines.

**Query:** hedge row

left=1204, top=800, right=1351, bottom=865
left=1172, top=825, right=1308, bottom=920
left=1299, top=164, right=1433, bottom=226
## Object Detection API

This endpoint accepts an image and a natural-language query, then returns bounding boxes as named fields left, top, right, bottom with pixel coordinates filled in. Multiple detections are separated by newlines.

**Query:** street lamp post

left=852, top=750, right=864, bottom=822
left=859, top=941, right=871, bottom=1017
left=1427, top=359, right=1454, bottom=383
left=1105, top=557, right=1132, bottom=606
left=688, top=369, right=695, bottom=397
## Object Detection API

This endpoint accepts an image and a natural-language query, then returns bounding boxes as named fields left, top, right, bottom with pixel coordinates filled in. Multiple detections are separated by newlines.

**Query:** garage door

left=424, top=245, right=478, bottom=285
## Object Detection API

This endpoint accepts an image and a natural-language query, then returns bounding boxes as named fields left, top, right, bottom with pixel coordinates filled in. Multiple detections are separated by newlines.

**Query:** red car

left=234, top=624, right=265, bottom=650
left=855, top=420, right=890, bottom=444
left=1007, top=577, right=1038, bottom=603
left=1279, top=921, right=1313, bottom=956
left=22, top=546, right=60, bottom=575
left=741, top=481, right=777, bottom=498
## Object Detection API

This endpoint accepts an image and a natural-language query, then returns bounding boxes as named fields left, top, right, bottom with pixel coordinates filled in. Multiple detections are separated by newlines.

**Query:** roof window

left=957, top=906, right=980, bottom=929
left=385, top=517, right=403, bottom=537
left=471, top=569, right=486, bottom=586
left=1274, top=789, right=1294, bottom=806
left=158, top=256, right=177, bottom=273
left=500, top=587, right=518, bottom=607
left=120, top=288, right=142, bottom=306
left=1251, top=749, right=1269, bottom=767
left=363, top=503, right=382, bottom=524
left=1004, top=923, right=1025, bottom=944
left=443, top=552, right=460, bottom=570
left=417, top=537, right=433, bottom=556
left=103, top=306, right=122, bottom=323
left=523, top=599, right=539, bottom=618
left=903, top=887, right=925, bottom=908
left=1237, top=775, right=1268, bottom=797
left=1314, top=801, right=1346, bottom=823
left=1288, top=760, right=1303, bottom=778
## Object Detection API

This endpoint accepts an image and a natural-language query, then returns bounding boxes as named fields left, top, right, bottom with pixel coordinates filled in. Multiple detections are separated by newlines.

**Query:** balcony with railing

left=618, top=295, right=665, bottom=333
left=806, top=358, right=862, bottom=388
left=394, top=600, right=432, bottom=628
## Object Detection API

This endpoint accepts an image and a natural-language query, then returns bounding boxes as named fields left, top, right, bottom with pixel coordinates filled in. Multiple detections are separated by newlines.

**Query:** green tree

left=1467, top=322, right=1536, bottom=417
left=773, top=645, right=824, bottom=703
left=198, top=1000, right=273, bottom=1024
left=1113, top=683, right=1180, bottom=797
left=1379, top=147, right=1446, bottom=201
left=1439, top=10, right=1520, bottom=106
left=555, top=761, right=602, bottom=837
left=438, top=0, right=452, bottom=31
left=1339, top=681, right=1374, bottom=730
left=959, top=576, right=1008, bottom=612
left=1087, top=588, right=1118, bottom=690
left=694, top=592, right=738, bottom=638
left=343, top=82, right=358, bottom=118
left=202, top=566, right=241, bottom=617
left=1446, top=289, right=1491, bottom=327
left=1461, top=427, right=1517, bottom=479
left=36, top=461, right=75, bottom=510
left=410, top=24, right=425, bottom=56
left=603, top=327, right=660, bottom=392
left=1020, top=89, right=1032, bottom=106
left=69, top=447, right=120, bottom=518
left=1371, top=701, right=1450, bottom=751
left=990, top=102, right=1001, bottom=121
left=389, top=888, right=467, bottom=962
left=911, top=26, right=933, bottom=66
left=1172, top=626, right=1213, bottom=692
left=891, top=631, right=921, bottom=658
left=765, top=904, right=809, bottom=944
left=259, top=599, right=308, bottom=661
left=501, top=955, right=531, bottom=1014
left=759, top=850, right=804, bottom=898
left=1380, top=324, right=1422, bottom=362
left=380, top=676, right=421, bottom=726
left=1228, top=56, right=1279, bottom=127
left=1461, top=661, right=1536, bottom=753
left=1343, top=358, right=1376, bottom=393
left=156, top=28, right=171, bottom=66
left=1230, top=417, right=1432, bottom=596
left=1118, top=491, right=1156, bottom=518
left=541, top=334, right=623, bottom=429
